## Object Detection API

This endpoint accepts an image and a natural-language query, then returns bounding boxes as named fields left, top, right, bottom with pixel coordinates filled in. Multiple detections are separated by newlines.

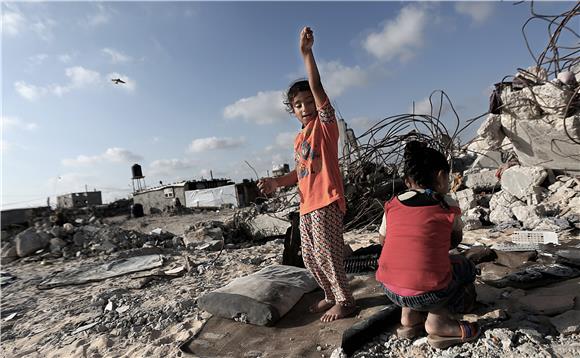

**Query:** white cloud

left=149, top=158, right=197, bottom=176
left=223, top=90, right=288, bottom=124
left=62, top=147, right=143, bottom=166
left=409, top=96, right=450, bottom=116
left=84, top=3, right=113, bottom=27
left=1, top=115, right=38, bottom=131
left=31, top=18, right=56, bottom=41
left=28, top=54, right=48, bottom=66
left=2, top=8, right=25, bottom=36
left=455, top=2, right=494, bottom=24
left=188, top=136, right=246, bottom=153
left=14, top=81, right=48, bottom=101
left=320, top=61, right=369, bottom=97
left=102, top=48, right=132, bottom=64
left=363, top=4, right=428, bottom=62
left=66, top=66, right=102, bottom=88
left=58, top=53, right=73, bottom=63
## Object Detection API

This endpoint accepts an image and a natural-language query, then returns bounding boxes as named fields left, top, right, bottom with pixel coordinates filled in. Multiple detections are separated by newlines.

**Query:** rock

left=464, top=247, right=497, bottom=264
left=73, top=232, right=88, bottom=246
left=476, top=114, right=505, bottom=149
left=464, top=170, right=500, bottom=191
left=489, top=190, right=524, bottom=211
left=471, top=150, right=504, bottom=171
left=50, top=226, right=65, bottom=238
left=82, top=225, right=100, bottom=234
left=248, top=213, right=292, bottom=238
left=484, top=328, right=515, bottom=350
left=520, top=294, right=575, bottom=316
left=451, top=189, right=478, bottom=213
left=63, top=223, right=75, bottom=233
left=489, top=207, right=517, bottom=226
left=549, top=310, right=580, bottom=335
left=150, top=228, right=163, bottom=235
left=15, top=228, right=49, bottom=257
left=75, top=218, right=84, bottom=225
left=197, top=265, right=318, bottom=326
left=501, top=166, right=548, bottom=200
left=462, top=208, right=484, bottom=231
left=556, top=249, right=580, bottom=268
left=512, top=205, right=546, bottom=229
left=495, top=251, right=537, bottom=268
left=501, top=114, right=580, bottom=172
left=49, top=237, right=67, bottom=252
left=183, top=227, right=223, bottom=248
left=530, top=82, right=575, bottom=116
left=1, top=243, right=18, bottom=264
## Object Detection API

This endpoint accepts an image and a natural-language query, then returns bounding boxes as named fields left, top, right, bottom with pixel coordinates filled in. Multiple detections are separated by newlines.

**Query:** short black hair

left=403, top=140, right=450, bottom=189
left=284, top=79, right=311, bottom=113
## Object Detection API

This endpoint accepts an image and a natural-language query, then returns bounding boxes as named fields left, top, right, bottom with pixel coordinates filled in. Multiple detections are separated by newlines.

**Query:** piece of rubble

left=530, top=82, right=575, bottom=116
left=495, top=251, right=537, bottom=268
left=512, top=205, right=546, bottom=229
left=63, top=223, right=75, bottom=233
left=501, top=166, right=548, bottom=200
left=464, top=246, right=497, bottom=264
left=15, top=228, right=49, bottom=257
left=549, top=310, right=580, bottom=335
left=197, top=265, right=318, bottom=326
left=464, top=170, right=500, bottom=192
left=484, top=263, right=580, bottom=289
left=49, top=238, right=67, bottom=252
left=556, top=249, right=580, bottom=268
left=462, top=208, right=484, bottom=231
left=520, top=294, right=575, bottom=316
left=451, top=189, right=478, bottom=213
left=1, top=244, right=18, bottom=264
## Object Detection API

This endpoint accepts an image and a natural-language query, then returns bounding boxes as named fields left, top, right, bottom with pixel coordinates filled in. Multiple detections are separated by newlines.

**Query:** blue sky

left=1, top=1, right=573, bottom=209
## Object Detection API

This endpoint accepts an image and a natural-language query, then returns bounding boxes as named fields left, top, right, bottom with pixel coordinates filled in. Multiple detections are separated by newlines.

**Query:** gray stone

left=1, top=243, right=18, bottom=264
left=464, top=170, right=500, bottom=191
left=470, top=150, right=503, bottom=170
left=15, top=228, right=49, bottom=257
left=549, top=310, right=580, bottom=335
left=197, top=240, right=222, bottom=251
left=501, top=115, right=580, bottom=172
left=500, top=166, right=548, bottom=200
left=82, top=225, right=100, bottom=234
left=489, top=190, right=524, bottom=211
left=63, top=223, right=75, bottom=233
left=49, top=237, right=67, bottom=252
left=463, top=208, right=483, bottom=231
left=512, top=205, right=545, bottom=229
left=249, top=213, right=291, bottom=238
left=451, top=189, right=478, bottom=213
left=73, top=232, right=88, bottom=246
left=50, top=226, right=64, bottom=238
left=476, top=114, right=505, bottom=149
left=183, top=227, right=223, bottom=248
left=489, top=207, right=516, bottom=225
left=197, top=265, right=318, bottom=326
left=530, top=82, right=575, bottom=116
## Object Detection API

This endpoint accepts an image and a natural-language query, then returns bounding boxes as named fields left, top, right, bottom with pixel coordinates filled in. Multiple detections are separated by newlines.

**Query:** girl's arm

left=300, top=27, right=327, bottom=109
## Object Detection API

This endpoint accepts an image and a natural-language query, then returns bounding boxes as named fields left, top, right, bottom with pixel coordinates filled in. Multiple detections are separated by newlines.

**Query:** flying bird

left=111, top=78, right=126, bottom=84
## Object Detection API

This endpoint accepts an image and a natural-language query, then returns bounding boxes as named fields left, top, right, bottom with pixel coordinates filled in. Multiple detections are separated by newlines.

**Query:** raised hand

left=257, top=177, right=277, bottom=195
left=300, top=26, right=314, bottom=55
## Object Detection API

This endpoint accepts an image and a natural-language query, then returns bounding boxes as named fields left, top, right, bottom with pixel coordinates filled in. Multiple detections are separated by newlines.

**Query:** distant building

left=57, top=191, right=103, bottom=209
left=1, top=206, right=51, bottom=230
left=272, top=164, right=290, bottom=177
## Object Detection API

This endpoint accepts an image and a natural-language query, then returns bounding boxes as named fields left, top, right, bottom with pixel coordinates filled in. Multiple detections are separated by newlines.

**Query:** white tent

left=184, top=184, right=238, bottom=208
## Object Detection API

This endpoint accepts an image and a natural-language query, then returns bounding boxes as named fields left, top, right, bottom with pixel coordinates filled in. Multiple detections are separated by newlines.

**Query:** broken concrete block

left=501, top=166, right=548, bottom=200
left=463, top=208, right=483, bottom=231
left=63, top=223, right=75, bottom=234
left=451, top=189, right=478, bottom=213
left=520, top=294, right=575, bottom=316
left=197, top=265, right=318, bottom=326
left=489, top=207, right=517, bottom=226
left=15, top=228, right=49, bottom=257
left=249, top=214, right=291, bottom=238
left=470, top=150, right=503, bottom=170
left=534, top=217, right=570, bottom=232
left=197, top=240, right=223, bottom=251
left=530, top=82, right=575, bottom=116
left=501, top=115, right=580, bottom=172
left=464, top=170, right=500, bottom=191
left=49, top=238, right=67, bottom=252
left=501, top=88, right=543, bottom=120
left=549, top=310, right=580, bottom=335
left=489, top=190, right=524, bottom=211
left=477, top=114, right=505, bottom=148
left=512, top=205, right=546, bottom=229
left=495, top=251, right=537, bottom=268
left=183, top=227, right=223, bottom=248
left=1, top=243, right=18, bottom=264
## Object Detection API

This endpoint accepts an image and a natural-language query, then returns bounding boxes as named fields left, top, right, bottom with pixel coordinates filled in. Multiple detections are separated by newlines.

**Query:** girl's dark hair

left=284, top=79, right=311, bottom=113
left=403, top=140, right=451, bottom=209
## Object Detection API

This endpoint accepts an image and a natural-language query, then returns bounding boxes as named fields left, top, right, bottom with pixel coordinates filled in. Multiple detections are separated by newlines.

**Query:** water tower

left=131, top=164, right=146, bottom=193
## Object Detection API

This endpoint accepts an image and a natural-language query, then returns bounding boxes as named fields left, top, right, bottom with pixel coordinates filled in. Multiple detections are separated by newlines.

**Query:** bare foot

left=309, top=299, right=335, bottom=313
left=320, top=304, right=357, bottom=322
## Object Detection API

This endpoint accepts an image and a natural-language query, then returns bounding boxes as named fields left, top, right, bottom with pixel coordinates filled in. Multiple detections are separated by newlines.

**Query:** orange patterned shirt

left=294, top=99, right=346, bottom=216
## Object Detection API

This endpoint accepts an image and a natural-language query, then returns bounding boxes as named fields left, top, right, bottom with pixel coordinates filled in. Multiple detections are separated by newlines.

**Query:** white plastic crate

left=492, top=231, right=558, bottom=251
